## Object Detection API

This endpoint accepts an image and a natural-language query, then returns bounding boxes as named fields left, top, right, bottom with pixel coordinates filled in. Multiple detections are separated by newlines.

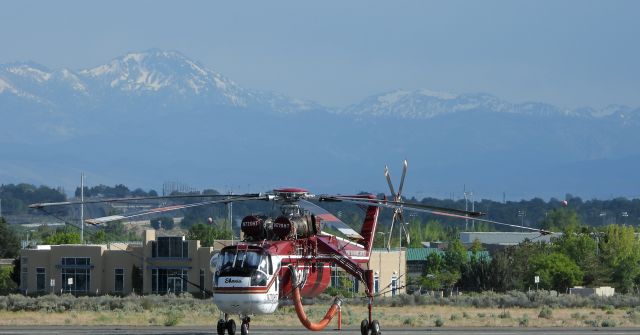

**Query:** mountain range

left=1, top=49, right=639, bottom=200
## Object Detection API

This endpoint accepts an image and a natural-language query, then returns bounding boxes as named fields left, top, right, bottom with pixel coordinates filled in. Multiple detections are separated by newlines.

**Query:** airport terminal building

left=19, top=230, right=215, bottom=295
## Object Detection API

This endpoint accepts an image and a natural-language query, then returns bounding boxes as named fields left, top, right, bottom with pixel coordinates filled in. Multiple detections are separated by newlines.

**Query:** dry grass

left=0, top=305, right=635, bottom=328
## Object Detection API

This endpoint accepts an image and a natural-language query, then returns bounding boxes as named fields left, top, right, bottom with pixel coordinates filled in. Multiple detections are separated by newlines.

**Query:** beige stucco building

left=19, top=230, right=216, bottom=295
left=330, top=248, right=406, bottom=296
left=20, top=231, right=406, bottom=297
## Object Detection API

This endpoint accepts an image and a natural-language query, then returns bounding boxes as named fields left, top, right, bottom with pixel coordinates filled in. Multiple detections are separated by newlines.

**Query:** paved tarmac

left=1, top=327, right=640, bottom=335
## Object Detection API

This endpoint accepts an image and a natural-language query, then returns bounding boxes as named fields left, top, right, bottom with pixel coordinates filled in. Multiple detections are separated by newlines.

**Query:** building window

left=36, top=267, right=46, bottom=292
left=60, top=257, right=91, bottom=294
left=391, top=275, right=398, bottom=296
left=152, top=237, right=189, bottom=258
left=374, top=273, right=379, bottom=294
left=114, top=268, right=124, bottom=293
left=330, top=263, right=355, bottom=293
left=151, top=268, right=188, bottom=294
left=199, top=269, right=205, bottom=293
left=20, top=259, right=28, bottom=292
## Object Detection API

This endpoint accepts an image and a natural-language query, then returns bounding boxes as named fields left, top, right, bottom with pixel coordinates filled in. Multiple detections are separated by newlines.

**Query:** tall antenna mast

left=80, top=173, right=85, bottom=243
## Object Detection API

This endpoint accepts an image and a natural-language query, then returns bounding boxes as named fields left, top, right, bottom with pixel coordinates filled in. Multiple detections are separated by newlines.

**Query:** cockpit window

left=218, top=249, right=268, bottom=277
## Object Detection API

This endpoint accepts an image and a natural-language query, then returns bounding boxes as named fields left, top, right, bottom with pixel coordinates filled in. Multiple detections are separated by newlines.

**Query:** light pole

left=518, top=210, right=526, bottom=227
left=80, top=173, right=85, bottom=244
left=376, top=232, right=387, bottom=272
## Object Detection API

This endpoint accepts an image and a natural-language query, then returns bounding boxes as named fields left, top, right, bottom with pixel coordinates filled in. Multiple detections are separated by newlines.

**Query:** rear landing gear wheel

left=370, top=320, right=381, bottom=335
left=226, top=319, right=236, bottom=335
left=360, top=319, right=369, bottom=335
left=217, top=319, right=226, bottom=335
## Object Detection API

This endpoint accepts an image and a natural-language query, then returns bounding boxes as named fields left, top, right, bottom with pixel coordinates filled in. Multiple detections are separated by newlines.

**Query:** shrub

left=627, top=311, right=640, bottom=324
left=434, top=318, right=444, bottom=327
left=403, top=317, right=418, bottom=326
left=584, top=319, right=598, bottom=327
left=601, top=319, right=616, bottom=327
left=498, top=310, right=511, bottom=319
left=164, top=308, right=183, bottom=326
left=519, top=314, right=529, bottom=327
left=450, top=314, right=460, bottom=321
left=538, top=306, right=553, bottom=319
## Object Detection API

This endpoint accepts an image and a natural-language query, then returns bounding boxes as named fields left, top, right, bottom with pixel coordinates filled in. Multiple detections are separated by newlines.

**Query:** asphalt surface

left=1, top=327, right=640, bottom=335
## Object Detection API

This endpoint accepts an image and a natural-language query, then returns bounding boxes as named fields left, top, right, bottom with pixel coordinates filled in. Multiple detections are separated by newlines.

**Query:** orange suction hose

left=288, top=265, right=342, bottom=331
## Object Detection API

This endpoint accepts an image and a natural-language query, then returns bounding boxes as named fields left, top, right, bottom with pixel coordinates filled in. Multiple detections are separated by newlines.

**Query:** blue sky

left=1, top=1, right=638, bottom=109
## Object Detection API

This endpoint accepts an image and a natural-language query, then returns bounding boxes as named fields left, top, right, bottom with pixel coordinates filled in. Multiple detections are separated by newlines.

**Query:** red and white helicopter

left=31, top=161, right=549, bottom=335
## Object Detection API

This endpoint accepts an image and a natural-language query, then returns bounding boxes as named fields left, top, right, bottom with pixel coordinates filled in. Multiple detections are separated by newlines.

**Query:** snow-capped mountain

left=1, top=49, right=639, bottom=199
left=341, top=89, right=639, bottom=122
left=0, top=49, right=322, bottom=114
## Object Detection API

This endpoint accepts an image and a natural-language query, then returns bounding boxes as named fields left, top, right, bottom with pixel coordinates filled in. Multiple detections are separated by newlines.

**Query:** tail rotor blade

left=384, top=165, right=396, bottom=199
left=386, top=210, right=398, bottom=251
left=398, top=210, right=411, bottom=245
left=397, top=159, right=408, bottom=200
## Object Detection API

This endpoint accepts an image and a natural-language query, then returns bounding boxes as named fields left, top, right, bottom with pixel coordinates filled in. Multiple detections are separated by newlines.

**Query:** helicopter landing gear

left=240, top=316, right=251, bottom=335
left=217, top=319, right=226, bottom=335
left=360, top=319, right=381, bottom=335
left=218, top=313, right=237, bottom=335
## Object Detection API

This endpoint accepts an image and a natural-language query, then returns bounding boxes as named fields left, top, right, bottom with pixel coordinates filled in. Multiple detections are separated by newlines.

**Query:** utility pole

left=464, top=185, right=468, bottom=231
left=471, top=192, right=475, bottom=230
left=228, top=190, right=233, bottom=244
left=80, top=173, right=84, bottom=244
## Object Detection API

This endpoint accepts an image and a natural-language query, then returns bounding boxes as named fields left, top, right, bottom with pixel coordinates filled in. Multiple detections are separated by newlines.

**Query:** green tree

left=553, top=230, right=601, bottom=285
left=598, top=225, right=640, bottom=291
left=489, top=251, right=518, bottom=291
left=0, top=265, right=17, bottom=294
left=43, top=230, right=81, bottom=244
left=539, top=208, right=580, bottom=231
left=528, top=252, right=583, bottom=292
left=187, top=223, right=231, bottom=247
left=0, top=218, right=20, bottom=258
left=444, top=239, right=467, bottom=270
left=420, top=252, right=444, bottom=290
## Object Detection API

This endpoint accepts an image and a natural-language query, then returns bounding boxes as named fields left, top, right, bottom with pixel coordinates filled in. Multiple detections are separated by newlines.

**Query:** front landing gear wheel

left=241, top=316, right=250, bottom=335
left=360, top=319, right=369, bottom=335
left=226, top=319, right=236, bottom=335
left=370, top=320, right=381, bottom=335
left=217, top=319, right=226, bottom=335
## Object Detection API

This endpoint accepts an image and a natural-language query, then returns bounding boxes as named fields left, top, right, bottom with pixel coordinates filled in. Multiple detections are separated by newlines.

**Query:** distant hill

left=1, top=49, right=639, bottom=199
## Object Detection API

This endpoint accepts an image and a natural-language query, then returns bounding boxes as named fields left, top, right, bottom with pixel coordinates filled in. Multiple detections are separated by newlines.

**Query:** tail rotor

left=384, top=160, right=411, bottom=250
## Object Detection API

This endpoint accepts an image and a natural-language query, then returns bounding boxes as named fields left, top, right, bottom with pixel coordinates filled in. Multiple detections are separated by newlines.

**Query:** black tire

left=370, top=320, right=381, bottom=335
left=360, top=319, right=369, bottom=335
left=241, top=322, right=249, bottom=335
left=227, top=319, right=236, bottom=335
left=217, top=319, right=226, bottom=335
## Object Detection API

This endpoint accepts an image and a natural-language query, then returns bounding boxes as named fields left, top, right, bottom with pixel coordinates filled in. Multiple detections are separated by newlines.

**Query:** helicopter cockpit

left=212, top=248, right=273, bottom=286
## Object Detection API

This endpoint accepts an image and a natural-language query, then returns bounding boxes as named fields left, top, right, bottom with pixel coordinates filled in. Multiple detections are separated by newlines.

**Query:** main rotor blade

left=85, top=195, right=266, bottom=225
left=321, top=196, right=552, bottom=235
left=323, top=196, right=484, bottom=217
left=298, top=200, right=363, bottom=240
left=396, top=159, right=408, bottom=200
left=30, top=193, right=263, bottom=209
